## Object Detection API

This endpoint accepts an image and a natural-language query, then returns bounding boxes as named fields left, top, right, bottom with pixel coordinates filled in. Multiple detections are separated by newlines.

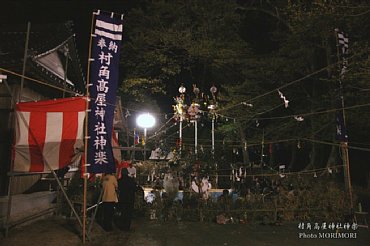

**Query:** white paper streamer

left=278, top=90, right=289, bottom=108
left=294, top=116, right=304, bottom=121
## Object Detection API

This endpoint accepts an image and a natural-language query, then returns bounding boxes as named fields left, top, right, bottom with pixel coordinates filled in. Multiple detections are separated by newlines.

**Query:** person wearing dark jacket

left=118, top=168, right=137, bottom=231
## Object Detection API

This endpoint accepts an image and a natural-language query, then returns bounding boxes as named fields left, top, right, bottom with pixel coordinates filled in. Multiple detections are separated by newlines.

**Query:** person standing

left=118, top=168, right=137, bottom=231
left=101, top=172, right=118, bottom=231
left=127, top=162, right=137, bottom=178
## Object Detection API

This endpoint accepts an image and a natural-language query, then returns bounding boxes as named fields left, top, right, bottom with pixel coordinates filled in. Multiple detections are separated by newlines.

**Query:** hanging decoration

left=277, top=90, right=289, bottom=108
left=173, top=95, right=187, bottom=121
left=210, top=84, right=218, bottom=101
left=335, top=28, right=349, bottom=78
left=241, top=102, right=253, bottom=107
left=193, top=84, right=200, bottom=99
left=279, top=165, right=286, bottom=178
left=235, top=168, right=240, bottom=181
left=294, top=116, right=304, bottom=121
left=187, top=102, right=201, bottom=121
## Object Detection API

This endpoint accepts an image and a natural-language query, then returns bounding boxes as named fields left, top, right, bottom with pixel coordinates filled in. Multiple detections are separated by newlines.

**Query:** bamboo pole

left=82, top=10, right=97, bottom=244
left=5, top=22, right=30, bottom=236
left=0, top=67, right=80, bottom=95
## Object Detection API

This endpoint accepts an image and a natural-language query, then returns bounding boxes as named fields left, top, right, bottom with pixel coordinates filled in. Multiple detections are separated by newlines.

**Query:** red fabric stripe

left=28, top=112, right=46, bottom=172
left=16, top=97, right=86, bottom=112
left=112, top=130, right=120, bottom=164
left=59, top=112, right=78, bottom=169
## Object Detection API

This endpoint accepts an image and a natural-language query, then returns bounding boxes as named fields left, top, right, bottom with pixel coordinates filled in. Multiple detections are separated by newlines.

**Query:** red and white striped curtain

left=13, top=97, right=86, bottom=172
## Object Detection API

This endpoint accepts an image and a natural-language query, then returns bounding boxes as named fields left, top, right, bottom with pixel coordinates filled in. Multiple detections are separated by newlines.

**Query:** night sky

left=0, top=1, right=136, bottom=69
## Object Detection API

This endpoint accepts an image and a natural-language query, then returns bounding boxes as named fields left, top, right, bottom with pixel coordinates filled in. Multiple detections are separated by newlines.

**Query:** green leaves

left=120, top=78, right=165, bottom=102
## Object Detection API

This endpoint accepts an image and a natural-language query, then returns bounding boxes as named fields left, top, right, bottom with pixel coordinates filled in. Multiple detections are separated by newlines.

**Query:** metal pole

left=144, top=128, right=147, bottom=160
left=4, top=79, right=15, bottom=237
left=132, top=128, right=136, bottom=161
left=87, top=189, right=103, bottom=238
left=50, top=168, right=84, bottom=229
left=179, top=118, right=183, bottom=156
left=211, top=116, right=215, bottom=158
left=19, top=22, right=31, bottom=102
left=5, top=174, right=14, bottom=237
left=194, top=120, right=198, bottom=157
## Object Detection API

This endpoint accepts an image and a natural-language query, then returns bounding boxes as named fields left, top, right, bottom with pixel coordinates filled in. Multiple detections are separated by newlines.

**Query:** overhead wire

left=215, top=51, right=366, bottom=115
left=254, top=102, right=370, bottom=121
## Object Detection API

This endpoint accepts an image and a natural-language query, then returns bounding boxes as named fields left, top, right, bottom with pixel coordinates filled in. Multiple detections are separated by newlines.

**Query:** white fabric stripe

left=96, top=19, right=123, bottom=32
left=16, top=112, right=30, bottom=145
left=14, top=112, right=31, bottom=172
left=43, top=113, right=63, bottom=171
left=73, top=111, right=85, bottom=151
left=95, top=29, right=122, bottom=41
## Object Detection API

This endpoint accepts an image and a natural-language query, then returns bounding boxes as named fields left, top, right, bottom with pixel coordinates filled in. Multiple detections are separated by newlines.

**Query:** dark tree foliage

left=119, top=0, right=370, bottom=185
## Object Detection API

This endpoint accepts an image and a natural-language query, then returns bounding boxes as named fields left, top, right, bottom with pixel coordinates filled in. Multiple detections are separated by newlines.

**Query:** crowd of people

left=98, top=161, right=305, bottom=231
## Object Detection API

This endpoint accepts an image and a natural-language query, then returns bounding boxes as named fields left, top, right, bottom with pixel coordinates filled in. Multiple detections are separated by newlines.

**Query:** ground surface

left=1, top=216, right=369, bottom=246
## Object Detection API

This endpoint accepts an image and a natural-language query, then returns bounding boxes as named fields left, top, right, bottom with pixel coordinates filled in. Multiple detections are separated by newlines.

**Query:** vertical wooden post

left=341, top=142, right=353, bottom=209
